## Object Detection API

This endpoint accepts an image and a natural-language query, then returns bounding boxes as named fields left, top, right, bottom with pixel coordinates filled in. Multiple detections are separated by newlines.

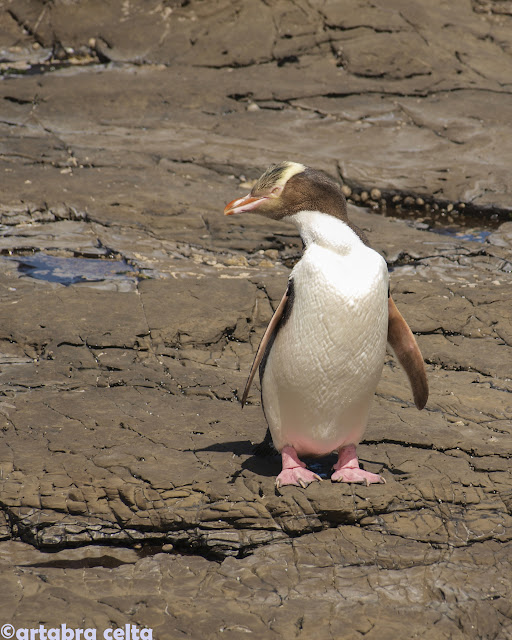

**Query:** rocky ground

left=0, top=1, right=511, bottom=638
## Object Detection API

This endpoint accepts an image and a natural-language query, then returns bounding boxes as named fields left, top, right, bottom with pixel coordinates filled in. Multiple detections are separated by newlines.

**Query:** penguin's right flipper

left=253, top=427, right=275, bottom=456
left=240, top=282, right=291, bottom=407
left=387, top=296, right=429, bottom=410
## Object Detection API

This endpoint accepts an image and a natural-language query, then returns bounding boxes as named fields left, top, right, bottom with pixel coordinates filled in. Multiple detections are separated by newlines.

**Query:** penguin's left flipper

left=387, top=296, right=429, bottom=410
left=240, top=282, right=291, bottom=407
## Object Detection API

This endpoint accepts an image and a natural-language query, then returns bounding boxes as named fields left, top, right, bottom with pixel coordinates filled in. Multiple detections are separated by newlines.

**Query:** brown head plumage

left=224, top=161, right=348, bottom=221
left=224, top=161, right=370, bottom=243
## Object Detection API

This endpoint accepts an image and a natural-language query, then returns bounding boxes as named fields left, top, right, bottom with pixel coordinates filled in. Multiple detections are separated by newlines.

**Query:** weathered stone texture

left=0, top=1, right=511, bottom=638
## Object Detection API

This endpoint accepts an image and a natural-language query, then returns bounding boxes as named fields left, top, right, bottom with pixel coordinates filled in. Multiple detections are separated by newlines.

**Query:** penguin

left=224, top=161, right=428, bottom=488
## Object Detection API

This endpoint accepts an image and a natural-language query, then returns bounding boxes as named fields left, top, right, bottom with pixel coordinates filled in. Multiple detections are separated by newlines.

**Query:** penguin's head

left=224, top=161, right=348, bottom=221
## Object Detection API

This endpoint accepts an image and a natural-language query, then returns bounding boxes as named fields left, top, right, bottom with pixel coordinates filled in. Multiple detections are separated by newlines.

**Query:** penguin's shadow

left=196, top=439, right=278, bottom=478
left=196, top=439, right=337, bottom=480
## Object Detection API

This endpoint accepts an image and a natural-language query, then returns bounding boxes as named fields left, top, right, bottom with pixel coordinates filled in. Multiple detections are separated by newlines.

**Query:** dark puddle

left=8, top=253, right=136, bottom=286
left=4, top=60, right=104, bottom=77
left=2, top=62, right=73, bottom=77
left=306, top=457, right=336, bottom=480
left=432, top=227, right=491, bottom=242
left=382, top=204, right=502, bottom=243
left=1, top=49, right=105, bottom=79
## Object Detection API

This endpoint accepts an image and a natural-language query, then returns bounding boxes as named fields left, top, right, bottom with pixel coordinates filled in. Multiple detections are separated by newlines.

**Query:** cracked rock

left=0, top=1, right=511, bottom=638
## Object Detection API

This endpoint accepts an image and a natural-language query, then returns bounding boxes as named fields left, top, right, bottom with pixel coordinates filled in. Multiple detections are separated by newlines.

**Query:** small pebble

left=239, top=179, right=257, bottom=189
left=360, top=191, right=369, bottom=202
left=225, top=256, right=249, bottom=267
left=416, top=197, right=425, bottom=206
left=447, top=203, right=454, bottom=212
left=341, top=185, right=352, bottom=197
left=370, top=188, right=381, bottom=200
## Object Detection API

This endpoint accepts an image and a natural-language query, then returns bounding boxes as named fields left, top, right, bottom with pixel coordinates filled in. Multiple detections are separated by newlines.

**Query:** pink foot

left=331, top=445, right=385, bottom=486
left=276, top=446, right=321, bottom=488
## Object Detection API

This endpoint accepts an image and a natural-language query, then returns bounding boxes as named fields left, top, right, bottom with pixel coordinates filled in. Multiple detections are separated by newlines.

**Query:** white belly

left=261, top=242, right=389, bottom=456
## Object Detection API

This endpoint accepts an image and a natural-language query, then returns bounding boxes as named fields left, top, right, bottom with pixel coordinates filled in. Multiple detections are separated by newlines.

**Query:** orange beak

left=224, top=193, right=268, bottom=215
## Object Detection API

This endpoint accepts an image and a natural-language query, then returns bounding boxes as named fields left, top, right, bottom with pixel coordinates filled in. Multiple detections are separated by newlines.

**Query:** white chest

left=261, top=211, right=389, bottom=454
left=288, top=240, right=388, bottom=361
left=288, top=210, right=389, bottom=350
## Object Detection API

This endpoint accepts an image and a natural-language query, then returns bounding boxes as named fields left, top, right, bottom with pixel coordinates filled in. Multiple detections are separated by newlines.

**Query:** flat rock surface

left=0, top=1, right=511, bottom=639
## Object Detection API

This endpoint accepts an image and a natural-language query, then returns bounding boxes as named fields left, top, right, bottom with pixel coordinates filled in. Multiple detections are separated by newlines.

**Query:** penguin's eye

left=271, top=185, right=283, bottom=197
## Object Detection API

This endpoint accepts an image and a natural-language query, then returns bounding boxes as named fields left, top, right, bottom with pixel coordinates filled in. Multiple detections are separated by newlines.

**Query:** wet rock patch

left=1, top=1, right=512, bottom=637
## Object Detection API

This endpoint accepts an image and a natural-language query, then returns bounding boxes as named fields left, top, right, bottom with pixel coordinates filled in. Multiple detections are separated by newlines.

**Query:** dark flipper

left=387, top=296, right=429, bottom=410
left=240, top=281, right=291, bottom=407
left=253, top=427, right=274, bottom=456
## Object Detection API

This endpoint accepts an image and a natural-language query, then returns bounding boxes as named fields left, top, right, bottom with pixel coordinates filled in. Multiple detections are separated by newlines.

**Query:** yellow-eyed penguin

left=224, top=161, right=428, bottom=488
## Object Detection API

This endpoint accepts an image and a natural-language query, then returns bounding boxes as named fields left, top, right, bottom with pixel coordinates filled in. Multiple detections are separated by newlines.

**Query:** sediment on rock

left=1, top=1, right=511, bottom=638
